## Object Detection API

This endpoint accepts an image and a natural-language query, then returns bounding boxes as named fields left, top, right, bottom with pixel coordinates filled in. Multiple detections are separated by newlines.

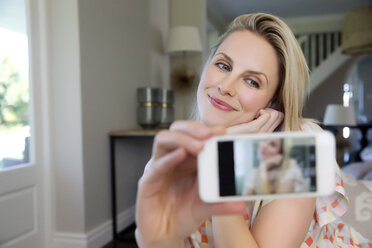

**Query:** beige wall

left=358, top=56, right=372, bottom=121
left=170, top=0, right=207, bottom=120
left=150, top=0, right=170, bottom=89
left=50, top=0, right=209, bottom=244
left=303, top=58, right=358, bottom=121
left=78, top=0, right=152, bottom=232
left=51, top=0, right=85, bottom=234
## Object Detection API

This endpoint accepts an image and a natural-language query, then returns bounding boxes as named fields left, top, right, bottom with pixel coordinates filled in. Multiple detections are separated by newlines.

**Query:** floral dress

left=186, top=124, right=372, bottom=248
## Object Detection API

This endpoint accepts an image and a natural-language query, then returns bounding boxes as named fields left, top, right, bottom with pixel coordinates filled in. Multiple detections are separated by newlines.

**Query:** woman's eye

left=215, top=62, right=231, bottom=71
left=245, top=79, right=260, bottom=88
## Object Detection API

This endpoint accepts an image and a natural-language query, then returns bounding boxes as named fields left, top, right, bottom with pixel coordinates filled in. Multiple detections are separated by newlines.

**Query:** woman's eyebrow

left=247, top=71, right=269, bottom=85
left=215, top=52, right=269, bottom=84
left=215, top=52, right=233, bottom=64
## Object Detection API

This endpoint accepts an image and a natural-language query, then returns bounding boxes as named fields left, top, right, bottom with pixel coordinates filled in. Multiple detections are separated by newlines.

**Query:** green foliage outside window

left=0, top=56, right=28, bottom=127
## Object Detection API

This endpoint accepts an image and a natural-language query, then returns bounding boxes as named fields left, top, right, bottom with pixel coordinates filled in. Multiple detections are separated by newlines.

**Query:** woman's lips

left=208, top=95, right=237, bottom=111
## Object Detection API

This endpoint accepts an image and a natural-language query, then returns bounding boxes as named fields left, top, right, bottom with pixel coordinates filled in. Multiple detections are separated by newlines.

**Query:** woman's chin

left=202, top=117, right=257, bottom=129
left=201, top=115, right=242, bottom=128
left=201, top=115, right=230, bottom=127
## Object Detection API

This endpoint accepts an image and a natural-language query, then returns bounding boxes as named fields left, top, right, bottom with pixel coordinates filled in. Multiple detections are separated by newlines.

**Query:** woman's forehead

left=215, top=30, right=279, bottom=80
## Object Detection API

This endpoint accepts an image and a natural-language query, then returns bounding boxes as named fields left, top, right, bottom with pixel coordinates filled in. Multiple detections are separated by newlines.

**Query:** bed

left=340, top=144, right=372, bottom=240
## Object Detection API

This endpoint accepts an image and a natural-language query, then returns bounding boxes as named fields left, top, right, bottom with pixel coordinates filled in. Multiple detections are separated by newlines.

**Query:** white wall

left=50, top=0, right=86, bottom=234
left=284, top=13, right=344, bottom=34
left=78, top=0, right=152, bottom=232
left=150, top=0, right=170, bottom=89
left=358, top=55, right=372, bottom=121
left=47, top=0, right=210, bottom=246
left=47, top=0, right=163, bottom=245
left=303, top=58, right=359, bottom=121
left=170, top=0, right=207, bottom=120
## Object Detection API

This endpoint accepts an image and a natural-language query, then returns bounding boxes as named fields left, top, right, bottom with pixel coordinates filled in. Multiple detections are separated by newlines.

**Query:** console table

left=109, top=129, right=160, bottom=241
left=323, top=123, right=372, bottom=163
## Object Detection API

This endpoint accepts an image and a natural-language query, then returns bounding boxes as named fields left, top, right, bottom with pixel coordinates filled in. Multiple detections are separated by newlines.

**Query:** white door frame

left=27, top=0, right=55, bottom=247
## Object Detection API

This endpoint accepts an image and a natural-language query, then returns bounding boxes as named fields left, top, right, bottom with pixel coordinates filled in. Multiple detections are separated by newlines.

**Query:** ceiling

left=0, top=0, right=27, bottom=34
left=207, top=0, right=367, bottom=30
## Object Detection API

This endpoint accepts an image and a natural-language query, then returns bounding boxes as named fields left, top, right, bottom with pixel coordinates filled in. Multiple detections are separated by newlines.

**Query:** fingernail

left=255, top=110, right=263, bottom=119
left=198, top=128, right=209, bottom=136
left=193, top=140, right=204, bottom=150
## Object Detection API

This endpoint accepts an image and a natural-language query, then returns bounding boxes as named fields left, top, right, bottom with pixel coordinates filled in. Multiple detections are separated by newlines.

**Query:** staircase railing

left=297, top=31, right=342, bottom=72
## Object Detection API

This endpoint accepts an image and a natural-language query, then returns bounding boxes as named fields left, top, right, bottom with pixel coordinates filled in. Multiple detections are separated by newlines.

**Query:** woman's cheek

left=226, top=112, right=257, bottom=127
left=239, top=94, right=270, bottom=118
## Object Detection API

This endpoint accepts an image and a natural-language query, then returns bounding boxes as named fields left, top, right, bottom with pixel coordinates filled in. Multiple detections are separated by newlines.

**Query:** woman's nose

left=260, top=142, right=269, bottom=151
left=218, top=77, right=236, bottom=96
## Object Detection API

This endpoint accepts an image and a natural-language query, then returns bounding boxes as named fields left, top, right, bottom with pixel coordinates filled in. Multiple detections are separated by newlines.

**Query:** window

left=0, top=0, right=30, bottom=169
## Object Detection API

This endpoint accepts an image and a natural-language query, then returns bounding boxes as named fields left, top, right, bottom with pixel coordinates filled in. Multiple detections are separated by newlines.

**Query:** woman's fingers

left=258, top=109, right=284, bottom=132
left=226, top=114, right=270, bottom=134
left=145, top=121, right=225, bottom=184
left=170, top=120, right=226, bottom=138
left=226, top=108, right=283, bottom=135
left=195, top=201, right=246, bottom=221
left=143, top=148, right=187, bottom=185
left=262, top=154, right=284, bottom=170
left=153, top=130, right=204, bottom=159
left=271, top=111, right=284, bottom=131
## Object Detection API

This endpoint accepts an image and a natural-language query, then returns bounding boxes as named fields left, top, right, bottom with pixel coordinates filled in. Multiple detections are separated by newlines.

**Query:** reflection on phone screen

left=218, top=137, right=316, bottom=196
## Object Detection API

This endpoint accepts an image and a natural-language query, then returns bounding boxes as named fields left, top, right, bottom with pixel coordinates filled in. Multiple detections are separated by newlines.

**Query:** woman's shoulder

left=300, top=119, right=322, bottom=132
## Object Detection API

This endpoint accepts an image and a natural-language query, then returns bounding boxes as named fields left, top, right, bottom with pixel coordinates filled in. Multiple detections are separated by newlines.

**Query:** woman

left=242, top=138, right=305, bottom=195
left=135, top=13, right=371, bottom=248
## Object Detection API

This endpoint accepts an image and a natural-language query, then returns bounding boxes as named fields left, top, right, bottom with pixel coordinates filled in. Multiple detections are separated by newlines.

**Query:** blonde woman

left=242, top=138, right=305, bottom=195
left=135, top=13, right=371, bottom=248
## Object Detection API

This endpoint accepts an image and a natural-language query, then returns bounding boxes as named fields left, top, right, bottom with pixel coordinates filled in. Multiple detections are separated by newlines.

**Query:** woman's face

left=197, top=30, right=280, bottom=127
left=258, top=139, right=282, bottom=160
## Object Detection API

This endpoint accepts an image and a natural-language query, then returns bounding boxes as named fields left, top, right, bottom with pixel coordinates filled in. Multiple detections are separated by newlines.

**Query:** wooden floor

left=103, top=224, right=138, bottom=248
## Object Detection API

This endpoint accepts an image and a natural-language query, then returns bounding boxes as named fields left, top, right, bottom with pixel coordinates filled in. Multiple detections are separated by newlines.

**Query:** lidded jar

left=137, top=87, right=160, bottom=129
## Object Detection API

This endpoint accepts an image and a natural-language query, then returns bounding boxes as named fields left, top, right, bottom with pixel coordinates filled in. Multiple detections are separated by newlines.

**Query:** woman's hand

left=227, top=108, right=284, bottom=134
left=135, top=121, right=246, bottom=248
left=259, top=154, right=283, bottom=172
left=212, top=108, right=284, bottom=247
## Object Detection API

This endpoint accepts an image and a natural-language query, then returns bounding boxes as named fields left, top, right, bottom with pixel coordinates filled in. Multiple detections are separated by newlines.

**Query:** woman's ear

left=267, top=101, right=278, bottom=110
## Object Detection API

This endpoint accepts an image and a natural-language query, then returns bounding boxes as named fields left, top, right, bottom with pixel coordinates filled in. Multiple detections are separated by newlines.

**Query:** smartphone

left=198, top=131, right=335, bottom=202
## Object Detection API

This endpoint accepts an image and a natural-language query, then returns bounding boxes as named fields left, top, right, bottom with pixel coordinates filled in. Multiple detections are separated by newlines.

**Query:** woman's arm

left=251, top=198, right=316, bottom=247
left=212, top=198, right=315, bottom=248
left=275, top=180, right=294, bottom=193
left=213, top=109, right=315, bottom=247
left=135, top=121, right=246, bottom=248
left=212, top=215, right=258, bottom=248
left=276, top=159, right=303, bottom=193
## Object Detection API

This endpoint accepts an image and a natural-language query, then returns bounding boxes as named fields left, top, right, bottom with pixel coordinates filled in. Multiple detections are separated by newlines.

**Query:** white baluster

left=311, top=34, right=317, bottom=71
left=326, top=33, right=332, bottom=58
left=298, top=35, right=310, bottom=67
left=318, top=34, right=324, bottom=65
left=333, top=32, right=339, bottom=51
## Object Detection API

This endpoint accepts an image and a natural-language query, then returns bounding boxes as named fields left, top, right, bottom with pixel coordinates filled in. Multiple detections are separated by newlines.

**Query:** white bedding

left=362, top=180, right=372, bottom=191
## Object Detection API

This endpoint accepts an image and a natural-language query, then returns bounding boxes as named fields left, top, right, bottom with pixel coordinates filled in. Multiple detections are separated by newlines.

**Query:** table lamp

left=167, top=26, right=202, bottom=90
left=323, top=104, right=357, bottom=166
left=323, top=104, right=356, bottom=126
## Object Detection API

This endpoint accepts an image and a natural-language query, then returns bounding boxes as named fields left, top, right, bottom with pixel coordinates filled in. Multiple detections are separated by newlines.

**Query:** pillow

left=362, top=170, right=372, bottom=180
left=361, top=145, right=372, bottom=162
left=341, top=173, right=372, bottom=240
left=342, top=162, right=372, bottom=180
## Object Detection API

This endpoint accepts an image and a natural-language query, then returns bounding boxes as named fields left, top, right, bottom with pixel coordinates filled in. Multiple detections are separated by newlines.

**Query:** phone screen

left=218, top=137, right=316, bottom=196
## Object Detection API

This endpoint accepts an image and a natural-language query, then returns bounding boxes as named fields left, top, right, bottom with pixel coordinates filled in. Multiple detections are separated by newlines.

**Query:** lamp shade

left=342, top=6, right=372, bottom=54
left=167, top=26, right=202, bottom=54
left=323, top=104, right=356, bottom=126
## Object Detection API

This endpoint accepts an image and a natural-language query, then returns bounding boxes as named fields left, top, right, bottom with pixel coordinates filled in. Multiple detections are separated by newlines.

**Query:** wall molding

left=284, top=13, right=344, bottom=34
left=54, top=205, right=135, bottom=248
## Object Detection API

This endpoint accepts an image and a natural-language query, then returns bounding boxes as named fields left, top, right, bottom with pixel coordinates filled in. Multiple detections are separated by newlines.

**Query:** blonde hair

left=198, top=13, right=309, bottom=131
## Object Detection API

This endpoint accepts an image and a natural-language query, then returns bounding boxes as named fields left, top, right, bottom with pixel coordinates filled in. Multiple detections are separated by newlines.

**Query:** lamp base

left=171, top=64, right=196, bottom=90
